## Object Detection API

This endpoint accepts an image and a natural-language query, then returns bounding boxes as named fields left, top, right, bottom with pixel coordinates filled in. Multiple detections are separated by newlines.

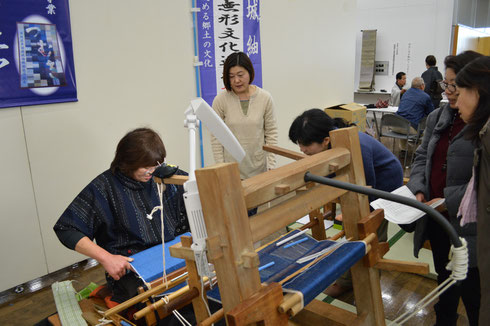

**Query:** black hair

left=456, top=56, right=490, bottom=144
left=222, top=52, right=255, bottom=91
left=444, top=50, right=482, bottom=74
left=395, top=72, right=406, bottom=80
left=425, top=55, right=437, bottom=66
left=110, top=128, right=166, bottom=176
left=289, top=108, right=350, bottom=146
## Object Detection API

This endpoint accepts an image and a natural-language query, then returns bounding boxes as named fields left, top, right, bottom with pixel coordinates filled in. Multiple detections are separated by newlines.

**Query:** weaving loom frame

left=179, top=126, right=386, bottom=325
left=100, top=126, right=438, bottom=325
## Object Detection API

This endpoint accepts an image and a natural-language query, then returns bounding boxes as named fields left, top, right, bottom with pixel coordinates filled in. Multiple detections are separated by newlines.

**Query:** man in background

left=421, top=55, right=443, bottom=109
left=395, top=77, right=434, bottom=151
left=389, top=72, right=407, bottom=107
left=397, top=77, right=434, bottom=129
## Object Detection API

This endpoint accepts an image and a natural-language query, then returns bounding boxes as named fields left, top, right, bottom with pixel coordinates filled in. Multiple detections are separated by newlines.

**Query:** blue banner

left=196, top=0, right=262, bottom=106
left=0, top=0, right=77, bottom=109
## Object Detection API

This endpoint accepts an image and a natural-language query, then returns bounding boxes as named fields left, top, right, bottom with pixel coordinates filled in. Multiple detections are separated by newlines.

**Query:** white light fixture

left=183, top=98, right=245, bottom=278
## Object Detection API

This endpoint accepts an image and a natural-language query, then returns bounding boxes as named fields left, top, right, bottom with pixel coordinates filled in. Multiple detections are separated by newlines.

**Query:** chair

left=379, top=114, right=424, bottom=168
left=409, top=116, right=426, bottom=165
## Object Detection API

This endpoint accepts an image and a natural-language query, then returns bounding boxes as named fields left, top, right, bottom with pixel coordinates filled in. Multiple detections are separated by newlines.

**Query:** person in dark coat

left=421, top=55, right=444, bottom=109
left=405, top=51, right=482, bottom=326
left=54, top=128, right=189, bottom=304
left=455, top=55, right=490, bottom=326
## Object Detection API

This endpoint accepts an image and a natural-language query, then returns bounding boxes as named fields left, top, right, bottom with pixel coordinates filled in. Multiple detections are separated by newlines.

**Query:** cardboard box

left=324, top=103, right=367, bottom=132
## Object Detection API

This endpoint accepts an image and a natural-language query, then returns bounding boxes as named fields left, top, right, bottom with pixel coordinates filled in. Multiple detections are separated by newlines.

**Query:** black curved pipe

left=304, top=172, right=462, bottom=248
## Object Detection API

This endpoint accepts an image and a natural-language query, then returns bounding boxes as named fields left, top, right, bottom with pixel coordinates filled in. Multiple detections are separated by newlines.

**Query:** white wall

left=0, top=0, right=197, bottom=291
left=260, top=0, right=358, bottom=167
left=354, top=0, right=454, bottom=93
left=0, top=0, right=453, bottom=292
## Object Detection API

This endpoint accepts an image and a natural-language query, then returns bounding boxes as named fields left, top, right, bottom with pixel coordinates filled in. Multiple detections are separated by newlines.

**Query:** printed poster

left=196, top=0, right=262, bottom=106
left=0, top=0, right=77, bottom=108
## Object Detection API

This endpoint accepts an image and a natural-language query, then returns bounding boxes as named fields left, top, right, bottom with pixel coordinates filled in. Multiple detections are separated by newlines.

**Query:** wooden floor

left=336, top=270, right=470, bottom=326
left=0, top=258, right=470, bottom=326
left=0, top=260, right=106, bottom=326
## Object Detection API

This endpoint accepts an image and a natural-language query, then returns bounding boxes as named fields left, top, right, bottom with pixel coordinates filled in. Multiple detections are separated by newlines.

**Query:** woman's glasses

left=144, top=162, right=162, bottom=175
left=439, top=81, right=457, bottom=93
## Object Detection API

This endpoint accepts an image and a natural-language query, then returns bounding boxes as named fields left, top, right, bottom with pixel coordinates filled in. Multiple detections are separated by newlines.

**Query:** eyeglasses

left=144, top=162, right=162, bottom=175
left=439, top=81, right=457, bottom=93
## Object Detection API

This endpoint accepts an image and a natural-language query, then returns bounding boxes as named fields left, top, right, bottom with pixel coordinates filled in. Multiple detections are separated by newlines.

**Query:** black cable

left=304, top=172, right=462, bottom=248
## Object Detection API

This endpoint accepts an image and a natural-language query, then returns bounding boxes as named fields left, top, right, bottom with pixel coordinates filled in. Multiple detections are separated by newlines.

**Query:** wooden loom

left=104, top=126, right=430, bottom=325
left=166, top=126, right=429, bottom=326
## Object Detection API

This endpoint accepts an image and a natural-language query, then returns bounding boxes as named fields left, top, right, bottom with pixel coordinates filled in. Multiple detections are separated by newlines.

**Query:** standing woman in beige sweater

left=211, top=52, right=278, bottom=182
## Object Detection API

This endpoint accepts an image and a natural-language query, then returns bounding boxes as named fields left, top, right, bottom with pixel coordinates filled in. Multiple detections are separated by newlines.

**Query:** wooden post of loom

left=329, top=127, right=386, bottom=325
left=195, top=163, right=262, bottom=315
left=181, top=236, right=211, bottom=323
left=308, top=208, right=327, bottom=240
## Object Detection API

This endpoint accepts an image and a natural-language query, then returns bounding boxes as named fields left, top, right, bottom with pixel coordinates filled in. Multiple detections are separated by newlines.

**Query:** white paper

left=370, top=185, right=445, bottom=224
left=296, top=215, right=334, bottom=230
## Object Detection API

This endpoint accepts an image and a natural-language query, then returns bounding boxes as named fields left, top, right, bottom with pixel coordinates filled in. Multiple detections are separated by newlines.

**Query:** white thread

left=162, top=295, right=192, bottom=326
left=200, top=275, right=212, bottom=323
left=95, top=318, right=112, bottom=326
left=389, top=238, right=468, bottom=325
left=194, top=249, right=213, bottom=320
left=156, top=182, right=168, bottom=287
left=146, top=205, right=162, bottom=220
left=276, top=229, right=308, bottom=246
left=296, top=239, right=347, bottom=264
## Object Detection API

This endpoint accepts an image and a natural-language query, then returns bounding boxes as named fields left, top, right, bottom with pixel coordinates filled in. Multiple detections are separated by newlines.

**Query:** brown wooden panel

left=358, top=209, right=385, bottom=267
left=181, top=236, right=210, bottom=323
left=330, top=127, right=386, bottom=326
left=196, top=163, right=262, bottom=313
left=153, top=175, right=189, bottom=185
left=225, top=283, right=288, bottom=326
left=375, top=258, right=430, bottom=275
left=263, top=144, right=306, bottom=160
left=291, top=299, right=364, bottom=326
left=249, top=175, right=348, bottom=243
left=242, top=147, right=351, bottom=209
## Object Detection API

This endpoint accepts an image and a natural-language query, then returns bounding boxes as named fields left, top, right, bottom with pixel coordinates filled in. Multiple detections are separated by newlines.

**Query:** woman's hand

left=74, top=237, right=134, bottom=280
left=100, top=254, right=134, bottom=280
left=415, top=192, right=426, bottom=202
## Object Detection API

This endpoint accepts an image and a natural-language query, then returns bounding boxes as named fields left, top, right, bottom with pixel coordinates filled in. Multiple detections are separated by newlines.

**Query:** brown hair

left=110, top=128, right=166, bottom=176
left=457, top=56, right=490, bottom=144
left=222, top=52, right=255, bottom=91
left=444, top=50, right=482, bottom=75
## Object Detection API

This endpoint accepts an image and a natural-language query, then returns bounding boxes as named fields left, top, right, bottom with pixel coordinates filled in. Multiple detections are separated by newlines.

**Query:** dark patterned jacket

left=54, top=169, right=189, bottom=256
left=406, top=104, right=477, bottom=266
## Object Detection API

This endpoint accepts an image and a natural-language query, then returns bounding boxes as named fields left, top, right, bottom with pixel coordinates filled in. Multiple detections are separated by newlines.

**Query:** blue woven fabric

left=207, top=230, right=365, bottom=306
left=130, top=233, right=190, bottom=283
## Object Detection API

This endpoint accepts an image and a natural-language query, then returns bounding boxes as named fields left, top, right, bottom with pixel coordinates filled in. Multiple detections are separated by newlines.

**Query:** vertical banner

left=0, top=0, right=77, bottom=109
left=196, top=0, right=262, bottom=106
left=358, top=29, right=376, bottom=91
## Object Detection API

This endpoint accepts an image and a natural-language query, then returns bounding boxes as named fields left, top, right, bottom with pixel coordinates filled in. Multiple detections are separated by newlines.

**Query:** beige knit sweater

left=211, top=86, right=278, bottom=179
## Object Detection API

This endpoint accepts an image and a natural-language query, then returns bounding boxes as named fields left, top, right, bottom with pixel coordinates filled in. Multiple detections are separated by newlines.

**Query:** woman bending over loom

left=289, top=109, right=404, bottom=297
left=53, top=128, right=189, bottom=305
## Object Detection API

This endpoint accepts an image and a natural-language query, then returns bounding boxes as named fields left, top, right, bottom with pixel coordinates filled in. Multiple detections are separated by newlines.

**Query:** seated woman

left=53, top=128, right=189, bottom=305
left=289, top=109, right=404, bottom=296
